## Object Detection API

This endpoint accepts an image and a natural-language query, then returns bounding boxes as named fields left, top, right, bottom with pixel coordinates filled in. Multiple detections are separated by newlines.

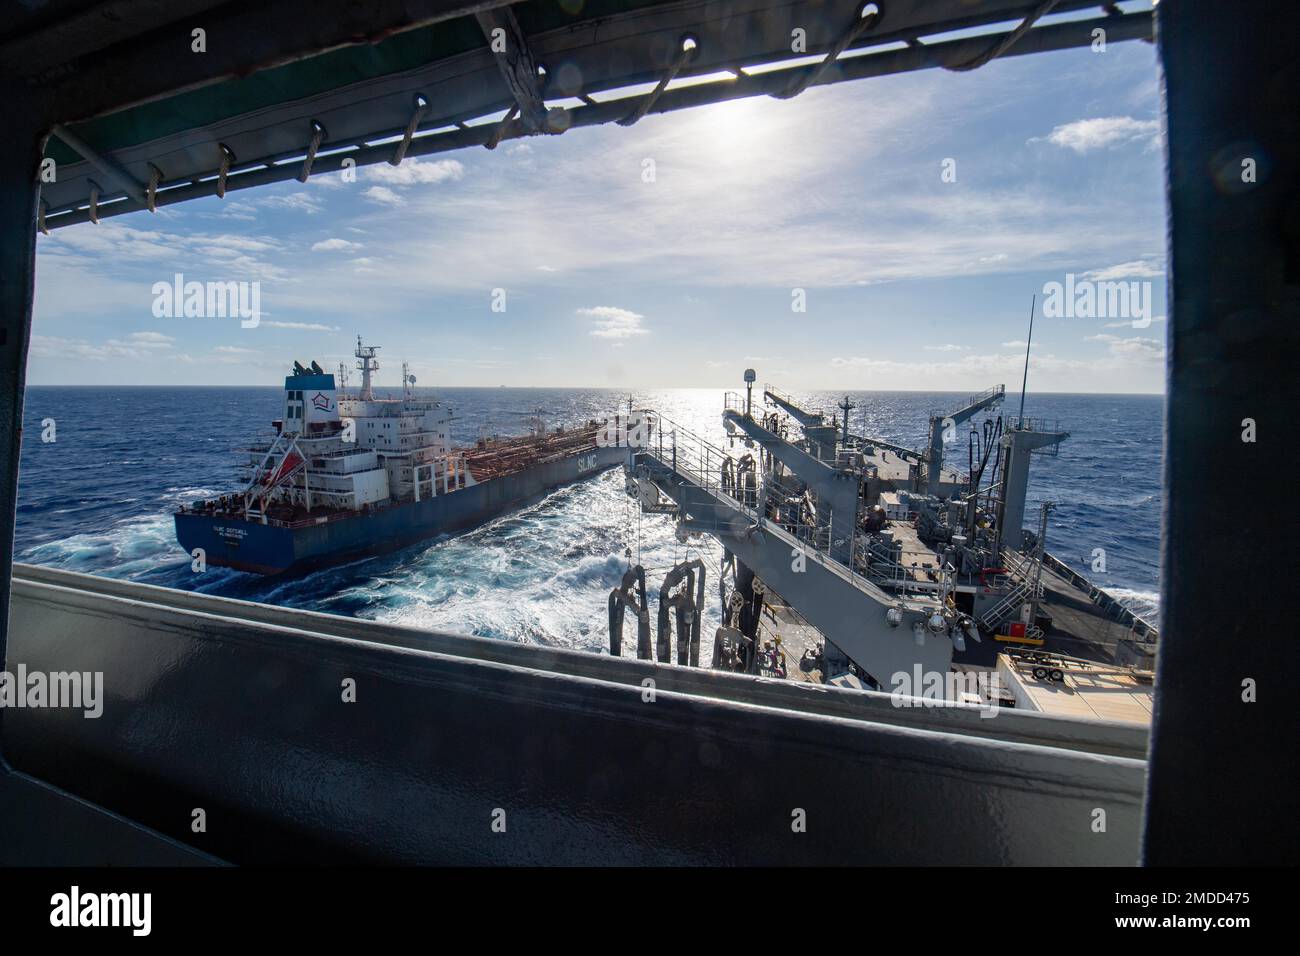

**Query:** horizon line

left=23, top=383, right=1167, bottom=396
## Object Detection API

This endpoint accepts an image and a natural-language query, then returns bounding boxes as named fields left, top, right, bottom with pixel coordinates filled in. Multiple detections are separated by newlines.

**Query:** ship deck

left=464, top=424, right=603, bottom=480
left=969, top=570, right=1153, bottom=671
left=758, top=547, right=1156, bottom=712
left=857, top=442, right=1156, bottom=671
left=180, top=423, right=608, bottom=526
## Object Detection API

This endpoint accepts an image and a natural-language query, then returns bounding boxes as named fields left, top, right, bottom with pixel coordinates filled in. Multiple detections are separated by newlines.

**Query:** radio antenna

left=1018, top=294, right=1036, bottom=424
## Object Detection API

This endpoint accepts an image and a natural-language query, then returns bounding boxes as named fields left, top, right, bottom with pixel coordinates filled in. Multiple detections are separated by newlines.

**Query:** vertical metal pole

left=1017, top=294, right=1035, bottom=425
left=0, top=112, right=43, bottom=679
left=1144, top=0, right=1300, bottom=864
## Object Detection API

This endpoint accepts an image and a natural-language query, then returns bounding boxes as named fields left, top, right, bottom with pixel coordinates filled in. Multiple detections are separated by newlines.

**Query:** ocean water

left=15, top=386, right=1163, bottom=655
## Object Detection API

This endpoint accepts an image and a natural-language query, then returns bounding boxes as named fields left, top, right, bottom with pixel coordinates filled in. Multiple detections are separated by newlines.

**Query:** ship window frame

left=3, top=0, right=1289, bottom=867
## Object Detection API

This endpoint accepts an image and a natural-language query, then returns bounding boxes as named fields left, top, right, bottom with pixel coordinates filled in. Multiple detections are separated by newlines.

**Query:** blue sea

left=15, top=387, right=1163, bottom=653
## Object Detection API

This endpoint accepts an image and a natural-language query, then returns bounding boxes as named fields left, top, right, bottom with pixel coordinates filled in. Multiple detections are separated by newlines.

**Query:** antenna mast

left=1018, top=294, right=1036, bottom=424
left=355, top=336, right=380, bottom=402
left=837, top=395, right=855, bottom=444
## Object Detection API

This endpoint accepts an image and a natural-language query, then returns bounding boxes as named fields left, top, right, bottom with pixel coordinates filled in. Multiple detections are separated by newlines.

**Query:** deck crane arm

left=762, top=387, right=825, bottom=428
left=723, top=409, right=861, bottom=564
left=924, top=384, right=1006, bottom=496
left=760, top=387, right=841, bottom=460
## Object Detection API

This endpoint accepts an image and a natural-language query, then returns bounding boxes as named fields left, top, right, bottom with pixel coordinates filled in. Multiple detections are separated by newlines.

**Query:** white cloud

left=365, top=159, right=464, bottom=187
left=311, top=238, right=363, bottom=252
left=308, top=83, right=1161, bottom=295
left=1085, top=333, right=1165, bottom=360
left=261, top=320, right=341, bottom=332
left=206, top=191, right=323, bottom=216
left=30, top=333, right=173, bottom=361
left=126, top=331, right=174, bottom=347
left=257, top=191, right=323, bottom=213
left=194, top=245, right=244, bottom=259
left=1042, top=116, right=1160, bottom=154
left=1082, top=259, right=1163, bottom=281
left=1003, top=340, right=1028, bottom=349
left=924, top=344, right=965, bottom=352
left=827, top=340, right=1162, bottom=392
left=1102, top=314, right=1165, bottom=328
left=362, top=186, right=405, bottom=206
left=579, top=306, right=648, bottom=339
left=38, top=223, right=290, bottom=283
left=215, top=201, right=258, bottom=221
left=309, top=173, right=347, bottom=189
left=198, top=235, right=281, bottom=254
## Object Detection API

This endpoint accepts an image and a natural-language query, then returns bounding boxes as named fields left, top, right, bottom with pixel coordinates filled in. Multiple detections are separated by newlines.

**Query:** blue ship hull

left=175, top=445, right=626, bottom=575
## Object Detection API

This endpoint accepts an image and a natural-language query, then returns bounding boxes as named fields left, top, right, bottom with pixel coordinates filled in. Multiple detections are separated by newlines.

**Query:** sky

left=29, top=6, right=1168, bottom=393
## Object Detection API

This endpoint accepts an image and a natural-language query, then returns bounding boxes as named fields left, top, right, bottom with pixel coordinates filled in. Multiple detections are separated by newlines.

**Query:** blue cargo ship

left=175, top=338, right=624, bottom=574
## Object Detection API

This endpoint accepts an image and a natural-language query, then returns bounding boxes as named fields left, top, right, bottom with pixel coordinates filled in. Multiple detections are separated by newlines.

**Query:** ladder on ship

left=982, top=507, right=1052, bottom=636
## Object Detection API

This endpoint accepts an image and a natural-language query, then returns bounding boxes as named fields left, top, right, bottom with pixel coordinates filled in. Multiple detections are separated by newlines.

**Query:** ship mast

left=837, top=394, right=855, bottom=445
left=355, top=336, right=380, bottom=401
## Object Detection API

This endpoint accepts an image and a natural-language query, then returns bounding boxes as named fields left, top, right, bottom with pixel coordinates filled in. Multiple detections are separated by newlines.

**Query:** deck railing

left=632, top=410, right=923, bottom=610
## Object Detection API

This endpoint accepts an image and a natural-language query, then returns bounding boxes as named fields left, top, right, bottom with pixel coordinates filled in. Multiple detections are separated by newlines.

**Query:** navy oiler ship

left=175, top=337, right=623, bottom=574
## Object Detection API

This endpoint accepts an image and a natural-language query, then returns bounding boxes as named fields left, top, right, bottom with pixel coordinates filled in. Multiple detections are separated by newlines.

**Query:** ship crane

left=923, top=385, right=1006, bottom=497
left=765, top=386, right=917, bottom=464
left=761, top=385, right=838, bottom=460
left=722, top=407, right=860, bottom=566
left=622, top=386, right=964, bottom=685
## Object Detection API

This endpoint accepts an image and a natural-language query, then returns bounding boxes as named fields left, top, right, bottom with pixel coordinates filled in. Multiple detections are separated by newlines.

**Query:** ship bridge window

left=9, top=0, right=1179, bottom=857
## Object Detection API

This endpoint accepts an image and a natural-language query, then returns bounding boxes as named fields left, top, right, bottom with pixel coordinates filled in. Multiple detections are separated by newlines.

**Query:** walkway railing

left=1040, top=550, right=1161, bottom=644
left=631, top=410, right=931, bottom=612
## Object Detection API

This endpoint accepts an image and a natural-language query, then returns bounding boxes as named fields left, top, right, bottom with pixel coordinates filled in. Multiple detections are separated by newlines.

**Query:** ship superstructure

left=240, top=338, right=469, bottom=524
left=608, top=375, right=1160, bottom=714
left=175, top=337, right=624, bottom=574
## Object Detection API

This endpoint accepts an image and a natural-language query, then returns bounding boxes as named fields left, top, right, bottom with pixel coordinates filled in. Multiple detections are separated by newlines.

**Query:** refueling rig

left=607, top=372, right=1159, bottom=704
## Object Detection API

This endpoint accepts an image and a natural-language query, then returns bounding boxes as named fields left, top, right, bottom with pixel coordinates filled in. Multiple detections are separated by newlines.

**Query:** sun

left=686, top=96, right=782, bottom=167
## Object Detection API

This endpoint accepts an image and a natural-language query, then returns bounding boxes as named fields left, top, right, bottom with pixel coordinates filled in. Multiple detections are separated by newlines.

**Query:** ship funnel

left=283, top=363, right=339, bottom=434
